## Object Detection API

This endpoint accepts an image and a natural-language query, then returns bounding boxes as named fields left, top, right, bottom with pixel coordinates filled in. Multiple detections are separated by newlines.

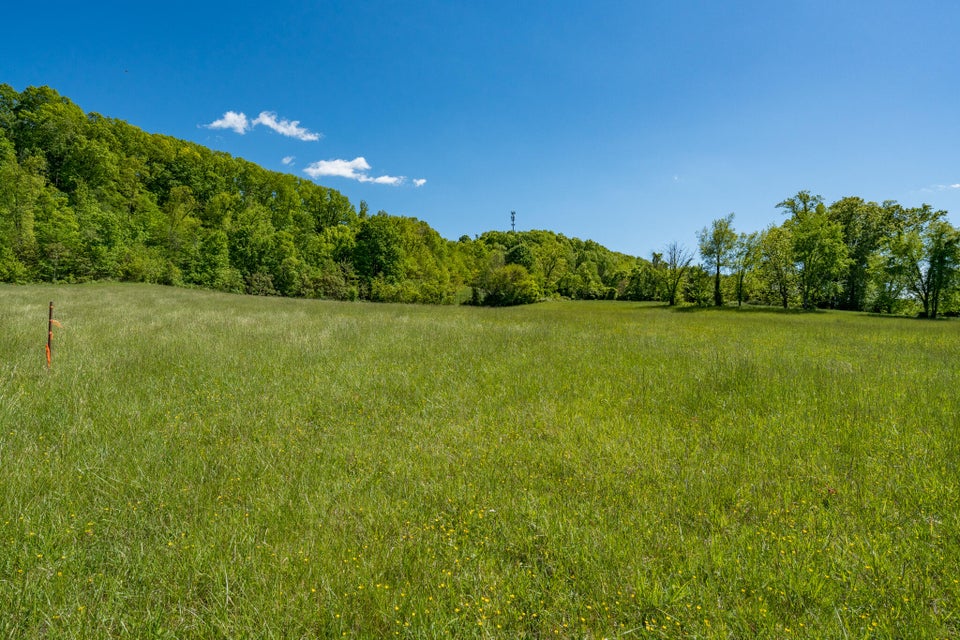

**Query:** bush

left=481, top=264, right=540, bottom=306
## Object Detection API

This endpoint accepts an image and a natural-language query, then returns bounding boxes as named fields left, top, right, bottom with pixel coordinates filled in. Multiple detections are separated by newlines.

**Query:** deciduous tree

left=697, top=213, right=737, bottom=306
left=664, top=242, right=693, bottom=306
left=758, top=224, right=795, bottom=308
left=731, top=231, right=760, bottom=307
left=886, top=207, right=959, bottom=318
left=826, top=197, right=897, bottom=310
left=789, top=210, right=850, bottom=308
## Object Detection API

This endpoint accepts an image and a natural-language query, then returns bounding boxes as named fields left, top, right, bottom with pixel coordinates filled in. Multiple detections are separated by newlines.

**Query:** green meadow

left=1, top=283, right=958, bottom=639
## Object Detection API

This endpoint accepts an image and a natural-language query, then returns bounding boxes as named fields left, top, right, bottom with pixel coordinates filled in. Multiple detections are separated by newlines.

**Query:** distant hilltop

left=1, top=85, right=957, bottom=315
left=0, top=85, right=644, bottom=306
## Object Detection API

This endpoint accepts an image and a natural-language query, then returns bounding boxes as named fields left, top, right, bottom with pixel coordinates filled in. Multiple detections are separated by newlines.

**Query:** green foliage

left=731, top=231, right=760, bottom=306
left=3, top=84, right=646, bottom=306
left=697, top=213, right=737, bottom=306
left=2, top=84, right=956, bottom=314
left=879, top=208, right=960, bottom=318
left=466, top=230, right=640, bottom=304
left=788, top=208, right=850, bottom=309
left=505, top=242, right=536, bottom=272
left=758, top=224, right=796, bottom=308
left=0, top=85, right=479, bottom=304
left=745, top=191, right=959, bottom=315
left=826, top=197, right=897, bottom=310
left=480, top=263, right=541, bottom=306
left=683, top=264, right=712, bottom=306
left=33, top=188, right=81, bottom=282
left=622, top=263, right=659, bottom=301
left=663, top=242, right=694, bottom=306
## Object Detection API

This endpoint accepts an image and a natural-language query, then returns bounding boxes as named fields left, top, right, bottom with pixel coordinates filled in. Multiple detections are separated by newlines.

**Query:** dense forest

left=0, top=85, right=641, bottom=305
left=1, top=85, right=957, bottom=314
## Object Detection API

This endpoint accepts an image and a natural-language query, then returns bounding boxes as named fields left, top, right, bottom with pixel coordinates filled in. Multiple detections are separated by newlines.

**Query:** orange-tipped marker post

left=46, top=301, right=53, bottom=368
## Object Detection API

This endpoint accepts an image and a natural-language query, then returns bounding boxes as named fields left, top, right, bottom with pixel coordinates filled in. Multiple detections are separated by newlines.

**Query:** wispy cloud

left=303, top=157, right=406, bottom=186
left=204, top=113, right=423, bottom=186
left=303, top=157, right=372, bottom=180
left=252, top=112, right=321, bottom=141
left=203, top=110, right=321, bottom=141
left=921, top=183, right=960, bottom=193
left=205, top=111, right=250, bottom=134
left=366, top=175, right=405, bottom=185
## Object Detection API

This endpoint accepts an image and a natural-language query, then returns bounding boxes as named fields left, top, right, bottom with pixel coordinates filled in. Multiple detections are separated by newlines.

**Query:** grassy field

left=1, top=283, right=958, bottom=638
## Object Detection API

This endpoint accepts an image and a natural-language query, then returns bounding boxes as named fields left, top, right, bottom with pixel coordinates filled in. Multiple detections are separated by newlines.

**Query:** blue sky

left=3, top=1, right=958, bottom=256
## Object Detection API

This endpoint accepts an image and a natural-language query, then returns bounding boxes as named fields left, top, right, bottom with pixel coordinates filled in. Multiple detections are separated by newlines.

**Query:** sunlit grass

left=1, top=283, right=958, bottom=638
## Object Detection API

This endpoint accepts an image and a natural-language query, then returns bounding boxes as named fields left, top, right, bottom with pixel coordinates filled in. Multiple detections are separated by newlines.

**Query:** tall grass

left=1, top=283, right=958, bottom=638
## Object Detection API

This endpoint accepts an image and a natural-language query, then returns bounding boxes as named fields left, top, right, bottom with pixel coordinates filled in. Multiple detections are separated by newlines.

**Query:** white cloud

left=203, top=111, right=419, bottom=186
left=303, top=157, right=406, bottom=186
left=253, top=111, right=321, bottom=141
left=204, top=111, right=250, bottom=134
left=203, top=110, right=321, bottom=141
left=304, top=157, right=372, bottom=180
left=921, top=183, right=960, bottom=193
left=365, top=174, right=404, bottom=186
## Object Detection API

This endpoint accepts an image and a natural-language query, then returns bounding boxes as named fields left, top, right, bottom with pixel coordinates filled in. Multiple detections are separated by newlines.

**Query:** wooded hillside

left=0, top=85, right=641, bottom=305
left=2, top=85, right=957, bottom=313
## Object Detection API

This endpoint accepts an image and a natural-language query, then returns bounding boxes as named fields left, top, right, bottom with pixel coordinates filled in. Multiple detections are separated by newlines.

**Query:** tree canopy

left=0, top=85, right=643, bottom=306
left=675, top=192, right=959, bottom=317
left=1, top=86, right=957, bottom=315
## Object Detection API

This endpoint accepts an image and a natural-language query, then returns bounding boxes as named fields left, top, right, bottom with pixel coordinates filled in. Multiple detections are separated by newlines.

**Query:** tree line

left=0, top=85, right=637, bottom=305
left=680, top=192, right=960, bottom=318
left=1, top=85, right=956, bottom=315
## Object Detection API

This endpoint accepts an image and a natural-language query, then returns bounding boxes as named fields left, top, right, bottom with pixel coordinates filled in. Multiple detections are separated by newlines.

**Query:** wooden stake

left=46, top=301, right=53, bottom=368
